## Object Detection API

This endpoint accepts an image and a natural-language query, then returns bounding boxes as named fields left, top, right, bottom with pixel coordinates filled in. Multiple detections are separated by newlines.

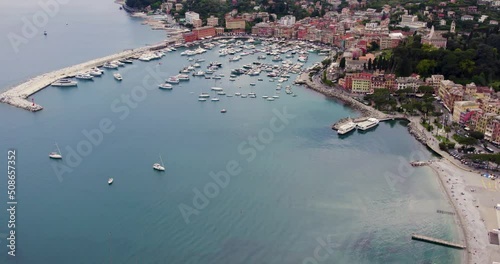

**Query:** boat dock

left=0, top=41, right=171, bottom=112
left=411, top=233, right=466, bottom=249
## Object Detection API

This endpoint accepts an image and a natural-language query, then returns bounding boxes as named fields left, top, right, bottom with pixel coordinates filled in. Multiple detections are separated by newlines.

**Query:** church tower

left=450, top=20, right=456, bottom=33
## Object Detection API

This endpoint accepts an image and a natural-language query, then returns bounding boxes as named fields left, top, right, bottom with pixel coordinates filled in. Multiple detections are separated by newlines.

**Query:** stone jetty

left=0, top=41, right=169, bottom=111
left=295, top=72, right=389, bottom=130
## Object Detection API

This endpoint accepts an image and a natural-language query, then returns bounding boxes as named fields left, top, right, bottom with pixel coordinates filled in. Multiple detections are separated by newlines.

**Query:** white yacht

left=75, top=73, right=93, bottom=80
left=166, top=77, right=180, bottom=84
left=89, top=68, right=103, bottom=76
left=153, top=155, right=165, bottom=171
left=177, top=74, right=190, bottom=81
left=113, top=73, right=123, bottom=81
left=51, top=79, right=77, bottom=87
left=159, top=83, right=173, bottom=90
left=103, top=62, right=118, bottom=69
left=357, top=118, right=379, bottom=131
left=193, top=71, right=205, bottom=76
left=337, top=122, right=356, bottom=135
left=48, top=143, right=62, bottom=159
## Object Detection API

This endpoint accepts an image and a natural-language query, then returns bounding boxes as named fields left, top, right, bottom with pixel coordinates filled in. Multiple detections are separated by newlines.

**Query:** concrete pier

left=411, top=233, right=466, bottom=249
left=0, top=41, right=170, bottom=111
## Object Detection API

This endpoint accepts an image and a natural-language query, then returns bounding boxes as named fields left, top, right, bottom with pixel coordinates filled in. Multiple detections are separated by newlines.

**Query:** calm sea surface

left=0, top=1, right=462, bottom=263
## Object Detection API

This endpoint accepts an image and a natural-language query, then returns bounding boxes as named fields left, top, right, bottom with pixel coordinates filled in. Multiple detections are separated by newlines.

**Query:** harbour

left=0, top=1, right=464, bottom=263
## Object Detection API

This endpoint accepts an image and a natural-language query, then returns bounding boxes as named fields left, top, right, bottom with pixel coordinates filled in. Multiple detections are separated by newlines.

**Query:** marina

left=0, top=41, right=170, bottom=112
left=0, top=37, right=324, bottom=112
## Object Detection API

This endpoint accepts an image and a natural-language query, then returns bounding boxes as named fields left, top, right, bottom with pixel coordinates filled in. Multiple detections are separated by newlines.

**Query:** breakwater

left=0, top=41, right=171, bottom=111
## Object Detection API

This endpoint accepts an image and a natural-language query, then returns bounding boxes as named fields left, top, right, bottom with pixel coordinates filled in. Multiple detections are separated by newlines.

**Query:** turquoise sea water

left=0, top=1, right=463, bottom=263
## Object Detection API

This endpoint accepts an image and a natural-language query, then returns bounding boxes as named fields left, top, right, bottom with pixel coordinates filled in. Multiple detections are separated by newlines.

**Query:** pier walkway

left=411, top=233, right=466, bottom=249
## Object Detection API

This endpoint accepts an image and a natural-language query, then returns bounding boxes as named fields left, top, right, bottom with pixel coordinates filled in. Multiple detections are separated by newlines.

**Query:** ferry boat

left=356, top=118, right=379, bottom=131
left=51, top=79, right=77, bottom=87
left=337, top=122, right=356, bottom=135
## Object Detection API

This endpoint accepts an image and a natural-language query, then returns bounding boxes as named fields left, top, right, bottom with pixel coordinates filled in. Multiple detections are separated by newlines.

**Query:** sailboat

left=49, top=143, right=62, bottom=159
left=153, top=154, right=165, bottom=171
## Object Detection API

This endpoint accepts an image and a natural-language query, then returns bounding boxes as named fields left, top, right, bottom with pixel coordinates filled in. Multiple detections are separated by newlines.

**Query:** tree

left=339, top=57, right=346, bottom=69
left=416, top=59, right=437, bottom=77
left=469, top=131, right=484, bottom=140
left=417, top=85, right=434, bottom=94
left=368, top=41, right=380, bottom=52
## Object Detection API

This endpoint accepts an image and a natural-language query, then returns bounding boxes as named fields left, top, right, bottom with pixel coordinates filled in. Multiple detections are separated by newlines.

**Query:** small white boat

left=211, top=97, right=220, bottom=102
left=49, top=143, right=63, bottom=159
left=262, top=95, right=268, bottom=99
left=221, top=109, right=227, bottom=113
left=159, top=83, right=173, bottom=90
left=235, top=92, right=241, bottom=96
left=113, top=73, right=123, bottom=81
left=272, top=95, right=279, bottom=99
left=108, top=178, right=114, bottom=185
left=241, top=94, right=248, bottom=98
left=51, top=79, right=77, bottom=87
left=199, top=93, right=210, bottom=98
left=250, top=83, right=256, bottom=86
left=211, top=87, right=224, bottom=91
left=217, top=91, right=226, bottom=95
left=229, top=78, right=236, bottom=81
left=198, top=98, right=207, bottom=101
left=266, top=97, right=275, bottom=101
left=153, top=155, right=165, bottom=171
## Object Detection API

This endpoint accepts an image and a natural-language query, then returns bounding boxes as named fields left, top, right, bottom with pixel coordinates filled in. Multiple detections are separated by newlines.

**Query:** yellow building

left=475, top=113, right=496, bottom=133
left=225, top=18, right=245, bottom=30
left=481, top=100, right=500, bottom=115
left=352, top=77, right=371, bottom=93
left=452, top=101, right=479, bottom=122
left=207, top=15, right=219, bottom=27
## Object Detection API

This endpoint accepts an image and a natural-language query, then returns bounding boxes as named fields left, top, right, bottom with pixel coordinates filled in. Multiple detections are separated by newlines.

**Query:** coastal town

left=1, top=0, right=500, bottom=263
left=118, top=0, right=500, bottom=263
